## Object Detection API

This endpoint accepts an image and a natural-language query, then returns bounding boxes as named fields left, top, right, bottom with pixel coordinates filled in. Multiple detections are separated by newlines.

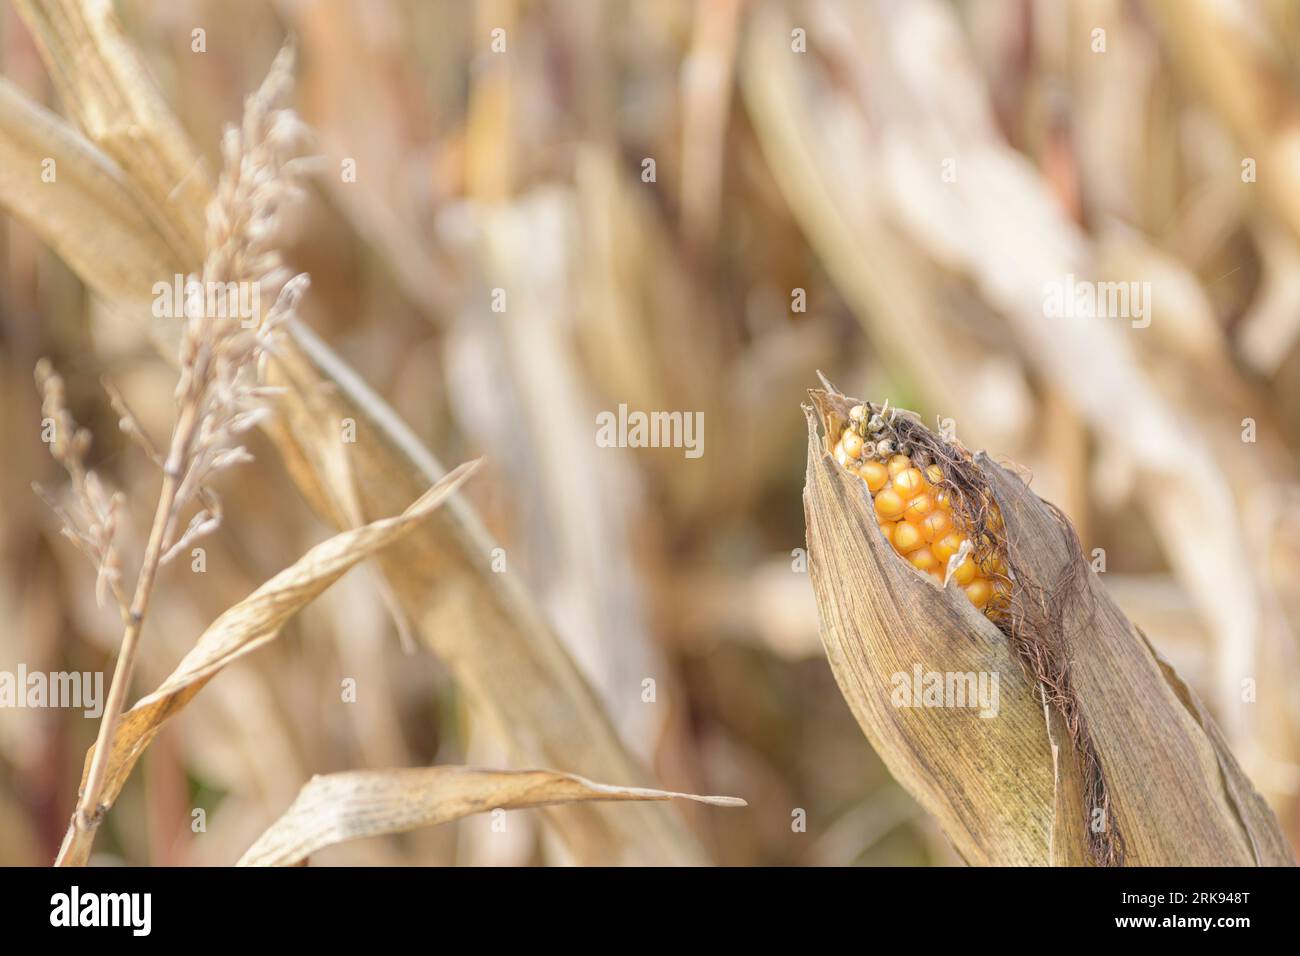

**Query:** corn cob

left=831, top=402, right=1011, bottom=618
left=805, top=383, right=1297, bottom=867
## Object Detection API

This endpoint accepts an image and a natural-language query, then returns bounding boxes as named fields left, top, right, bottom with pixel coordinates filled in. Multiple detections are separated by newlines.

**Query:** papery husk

left=804, top=384, right=1293, bottom=866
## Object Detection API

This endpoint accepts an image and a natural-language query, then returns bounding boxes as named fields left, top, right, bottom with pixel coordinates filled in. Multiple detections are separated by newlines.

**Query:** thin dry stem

left=57, top=399, right=200, bottom=865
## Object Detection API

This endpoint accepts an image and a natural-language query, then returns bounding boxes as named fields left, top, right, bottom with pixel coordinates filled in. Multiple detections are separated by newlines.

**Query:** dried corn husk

left=803, top=383, right=1293, bottom=866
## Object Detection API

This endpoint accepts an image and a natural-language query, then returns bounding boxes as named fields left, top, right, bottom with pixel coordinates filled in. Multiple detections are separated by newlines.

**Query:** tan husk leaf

left=803, top=384, right=1293, bottom=866
left=979, top=451, right=1291, bottom=865
left=1135, top=631, right=1298, bottom=867
left=56, top=461, right=480, bottom=866
left=237, top=767, right=747, bottom=867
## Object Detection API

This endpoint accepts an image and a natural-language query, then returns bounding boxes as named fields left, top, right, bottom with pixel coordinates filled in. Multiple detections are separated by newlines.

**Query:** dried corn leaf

left=267, top=325, right=708, bottom=865
left=473, top=191, right=662, bottom=755
left=55, top=461, right=480, bottom=867
left=13, top=0, right=210, bottom=260
left=1148, top=0, right=1300, bottom=251
left=0, top=79, right=182, bottom=304
left=804, top=385, right=1293, bottom=865
left=740, top=5, right=1032, bottom=451
left=237, top=767, right=746, bottom=867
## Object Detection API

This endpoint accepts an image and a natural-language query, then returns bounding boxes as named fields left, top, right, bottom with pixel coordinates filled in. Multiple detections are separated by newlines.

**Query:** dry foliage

left=2, top=2, right=705, bottom=866
left=239, top=767, right=745, bottom=867
left=56, top=461, right=482, bottom=866
left=2, top=0, right=1299, bottom=868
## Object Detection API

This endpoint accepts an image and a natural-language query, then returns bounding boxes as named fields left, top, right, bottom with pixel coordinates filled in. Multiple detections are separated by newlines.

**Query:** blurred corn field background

left=1, top=0, right=1299, bottom=866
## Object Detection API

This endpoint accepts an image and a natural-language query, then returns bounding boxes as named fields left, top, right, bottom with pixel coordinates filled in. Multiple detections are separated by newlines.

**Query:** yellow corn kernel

left=908, top=547, right=938, bottom=572
left=903, top=492, right=935, bottom=520
left=841, top=429, right=865, bottom=460
left=891, top=467, right=927, bottom=500
left=886, top=454, right=912, bottom=477
left=874, top=488, right=906, bottom=520
left=859, top=460, right=889, bottom=492
left=964, top=578, right=992, bottom=609
left=920, top=510, right=952, bottom=542
left=932, top=531, right=964, bottom=564
left=925, top=464, right=944, bottom=484
left=950, top=555, right=977, bottom=586
left=878, top=520, right=896, bottom=546
left=892, top=520, right=925, bottom=554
